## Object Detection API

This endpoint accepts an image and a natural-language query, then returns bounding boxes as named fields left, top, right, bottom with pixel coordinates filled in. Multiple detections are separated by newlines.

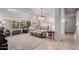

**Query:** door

left=65, top=16, right=76, bottom=34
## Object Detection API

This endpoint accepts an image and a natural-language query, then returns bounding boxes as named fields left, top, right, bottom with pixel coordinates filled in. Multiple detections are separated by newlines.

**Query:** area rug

left=6, top=33, right=46, bottom=50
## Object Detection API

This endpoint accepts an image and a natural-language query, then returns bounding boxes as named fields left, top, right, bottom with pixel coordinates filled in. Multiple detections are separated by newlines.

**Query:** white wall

left=76, top=10, right=79, bottom=36
left=61, top=8, right=65, bottom=35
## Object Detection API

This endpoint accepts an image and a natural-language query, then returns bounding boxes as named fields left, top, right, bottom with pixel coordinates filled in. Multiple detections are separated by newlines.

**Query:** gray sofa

left=30, top=27, right=46, bottom=38
left=4, top=30, right=10, bottom=37
left=12, top=30, right=21, bottom=35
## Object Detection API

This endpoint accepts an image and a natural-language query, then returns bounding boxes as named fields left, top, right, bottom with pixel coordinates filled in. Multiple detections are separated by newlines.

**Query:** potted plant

left=26, top=20, right=31, bottom=28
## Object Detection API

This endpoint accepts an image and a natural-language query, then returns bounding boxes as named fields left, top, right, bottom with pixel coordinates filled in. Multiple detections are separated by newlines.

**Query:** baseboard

left=65, top=32, right=75, bottom=34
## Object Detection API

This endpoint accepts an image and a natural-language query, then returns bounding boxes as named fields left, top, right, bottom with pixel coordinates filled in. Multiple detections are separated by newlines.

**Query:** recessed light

left=7, top=9, right=19, bottom=12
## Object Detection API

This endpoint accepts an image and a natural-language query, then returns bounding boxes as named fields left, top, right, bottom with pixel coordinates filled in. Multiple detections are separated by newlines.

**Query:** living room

left=0, top=8, right=79, bottom=50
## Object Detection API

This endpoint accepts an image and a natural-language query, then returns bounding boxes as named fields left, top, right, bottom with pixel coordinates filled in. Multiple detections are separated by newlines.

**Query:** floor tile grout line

left=31, top=39, right=48, bottom=50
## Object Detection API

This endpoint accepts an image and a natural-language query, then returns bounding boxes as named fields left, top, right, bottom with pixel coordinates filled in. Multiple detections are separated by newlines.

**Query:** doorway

left=65, top=16, right=76, bottom=34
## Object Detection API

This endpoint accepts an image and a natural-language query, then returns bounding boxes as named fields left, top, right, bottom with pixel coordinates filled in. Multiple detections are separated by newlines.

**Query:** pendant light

left=38, top=8, right=45, bottom=20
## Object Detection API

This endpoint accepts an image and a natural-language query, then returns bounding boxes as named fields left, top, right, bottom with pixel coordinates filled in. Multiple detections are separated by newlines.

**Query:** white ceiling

left=0, top=8, right=55, bottom=20
left=65, top=8, right=78, bottom=17
left=0, top=8, right=78, bottom=20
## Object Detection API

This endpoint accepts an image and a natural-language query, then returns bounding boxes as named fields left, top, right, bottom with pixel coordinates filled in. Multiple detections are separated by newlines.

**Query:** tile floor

left=6, top=33, right=79, bottom=50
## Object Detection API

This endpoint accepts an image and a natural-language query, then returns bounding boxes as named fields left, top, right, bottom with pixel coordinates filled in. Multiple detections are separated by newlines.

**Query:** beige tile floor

left=6, top=33, right=79, bottom=50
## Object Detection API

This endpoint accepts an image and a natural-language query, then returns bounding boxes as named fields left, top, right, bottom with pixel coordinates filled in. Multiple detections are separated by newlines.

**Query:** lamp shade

left=38, top=16, right=45, bottom=20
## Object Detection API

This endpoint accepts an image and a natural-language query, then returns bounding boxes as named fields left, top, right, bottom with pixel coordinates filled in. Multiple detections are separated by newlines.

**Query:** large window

left=12, top=20, right=19, bottom=29
left=2, top=19, right=30, bottom=30
left=20, top=20, right=25, bottom=28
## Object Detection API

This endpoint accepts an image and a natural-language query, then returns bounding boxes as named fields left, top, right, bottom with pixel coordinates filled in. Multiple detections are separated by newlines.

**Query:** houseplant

left=26, top=20, right=31, bottom=28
